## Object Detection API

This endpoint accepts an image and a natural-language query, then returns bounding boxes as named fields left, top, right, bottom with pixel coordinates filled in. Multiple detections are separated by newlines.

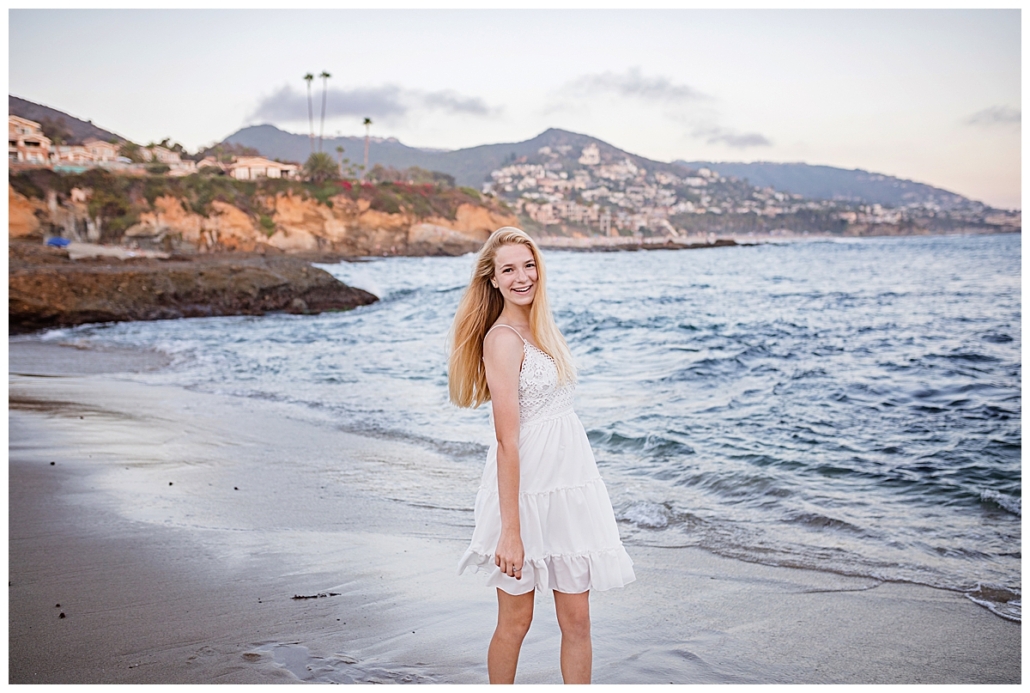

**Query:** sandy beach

left=8, top=340, right=1021, bottom=684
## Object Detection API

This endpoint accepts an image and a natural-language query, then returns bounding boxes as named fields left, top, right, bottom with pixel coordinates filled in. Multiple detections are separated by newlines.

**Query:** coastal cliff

left=10, top=170, right=518, bottom=258
left=122, top=193, right=514, bottom=257
left=8, top=171, right=520, bottom=332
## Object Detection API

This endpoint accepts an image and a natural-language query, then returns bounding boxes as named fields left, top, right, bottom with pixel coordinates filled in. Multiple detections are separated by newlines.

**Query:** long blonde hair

left=449, top=227, right=575, bottom=408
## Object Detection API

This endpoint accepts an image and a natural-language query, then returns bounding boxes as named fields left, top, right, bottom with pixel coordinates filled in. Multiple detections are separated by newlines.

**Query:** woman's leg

left=553, top=590, right=591, bottom=684
left=488, top=588, right=535, bottom=684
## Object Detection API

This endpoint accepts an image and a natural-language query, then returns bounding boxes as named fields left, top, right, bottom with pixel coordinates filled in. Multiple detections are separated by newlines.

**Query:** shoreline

left=7, top=339, right=1021, bottom=684
left=533, top=226, right=1020, bottom=252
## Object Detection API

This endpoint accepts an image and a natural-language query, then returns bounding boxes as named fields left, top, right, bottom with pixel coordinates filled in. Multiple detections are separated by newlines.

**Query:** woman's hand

left=495, top=527, right=525, bottom=580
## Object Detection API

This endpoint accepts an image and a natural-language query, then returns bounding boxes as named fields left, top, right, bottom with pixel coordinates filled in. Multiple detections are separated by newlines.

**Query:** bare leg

left=553, top=590, right=591, bottom=684
left=488, top=588, right=535, bottom=684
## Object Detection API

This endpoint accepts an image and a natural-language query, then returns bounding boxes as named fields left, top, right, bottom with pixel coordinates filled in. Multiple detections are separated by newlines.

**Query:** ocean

left=23, top=233, right=1021, bottom=621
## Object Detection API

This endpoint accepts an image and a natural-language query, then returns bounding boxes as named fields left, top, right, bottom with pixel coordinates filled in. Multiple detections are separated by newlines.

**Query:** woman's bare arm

left=483, top=328, right=525, bottom=579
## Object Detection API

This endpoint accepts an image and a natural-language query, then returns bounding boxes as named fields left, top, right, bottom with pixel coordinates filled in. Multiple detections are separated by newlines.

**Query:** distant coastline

left=533, top=224, right=1018, bottom=252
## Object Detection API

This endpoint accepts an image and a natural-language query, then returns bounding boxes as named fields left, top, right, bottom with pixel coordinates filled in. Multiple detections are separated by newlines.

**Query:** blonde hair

left=449, top=227, right=575, bottom=408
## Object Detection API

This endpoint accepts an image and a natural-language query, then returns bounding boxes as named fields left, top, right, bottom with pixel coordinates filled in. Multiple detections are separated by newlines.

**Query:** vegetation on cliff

left=10, top=169, right=509, bottom=247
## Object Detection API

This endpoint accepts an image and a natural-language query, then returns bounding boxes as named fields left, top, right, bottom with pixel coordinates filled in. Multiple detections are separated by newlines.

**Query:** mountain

left=224, top=125, right=685, bottom=188
left=10, top=95, right=127, bottom=145
left=225, top=124, right=984, bottom=211
left=7, top=97, right=987, bottom=215
left=676, top=161, right=977, bottom=211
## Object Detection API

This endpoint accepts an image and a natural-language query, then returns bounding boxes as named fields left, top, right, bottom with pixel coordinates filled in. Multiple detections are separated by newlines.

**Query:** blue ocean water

left=29, top=233, right=1021, bottom=620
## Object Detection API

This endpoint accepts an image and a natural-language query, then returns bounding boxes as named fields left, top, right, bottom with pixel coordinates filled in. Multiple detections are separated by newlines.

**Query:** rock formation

left=115, top=191, right=514, bottom=257
left=9, top=188, right=45, bottom=239
left=9, top=241, right=378, bottom=334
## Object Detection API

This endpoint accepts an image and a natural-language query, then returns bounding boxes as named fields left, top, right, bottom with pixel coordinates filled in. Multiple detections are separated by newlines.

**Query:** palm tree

left=303, top=73, right=315, bottom=154
left=363, top=117, right=373, bottom=177
left=318, top=71, right=331, bottom=153
left=304, top=152, right=340, bottom=184
left=335, top=145, right=345, bottom=176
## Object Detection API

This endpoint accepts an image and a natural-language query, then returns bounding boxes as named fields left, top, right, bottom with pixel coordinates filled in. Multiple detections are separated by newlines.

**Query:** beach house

left=9, top=115, right=52, bottom=165
left=227, top=156, right=299, bottom=180
left=83, top=138, right=119, bottom=163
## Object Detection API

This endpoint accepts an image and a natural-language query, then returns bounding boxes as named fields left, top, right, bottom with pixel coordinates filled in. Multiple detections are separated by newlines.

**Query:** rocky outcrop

left=407, top=222, right=483, bottom=256
left=9, top=189, right=45, bottom=239
left=121, top=192, right=517, bottom=257
left=126, top=196, right=270, bottom=253
left=9, top=241, right=378, bottom=334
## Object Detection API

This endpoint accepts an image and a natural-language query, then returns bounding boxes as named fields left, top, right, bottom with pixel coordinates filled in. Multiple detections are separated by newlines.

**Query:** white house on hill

left=228, top=156, right=299, bottom=180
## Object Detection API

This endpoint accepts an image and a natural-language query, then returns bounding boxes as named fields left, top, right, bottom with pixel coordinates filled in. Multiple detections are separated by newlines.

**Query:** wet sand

left=8, top=340, right=1021, bottom=684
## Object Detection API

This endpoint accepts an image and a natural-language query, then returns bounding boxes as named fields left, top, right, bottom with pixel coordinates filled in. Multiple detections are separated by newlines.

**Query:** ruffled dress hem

left=456, top=545, right=636, bottom=595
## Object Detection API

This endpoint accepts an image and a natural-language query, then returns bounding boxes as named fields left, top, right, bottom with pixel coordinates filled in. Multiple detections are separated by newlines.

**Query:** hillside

left=8, top=97, right=1010, bottom=238
left=676, top=161, right=977, bottom=211
left=10, top=95, right=126, bottom=145
left=10, top=94, right=986, bottom=214
left=224, top=125, right=684, bottom=189
left=225, top=123, right=986, bottom=212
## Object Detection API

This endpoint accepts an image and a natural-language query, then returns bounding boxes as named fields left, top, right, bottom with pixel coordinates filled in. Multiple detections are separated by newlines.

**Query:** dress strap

left=485, top=323, right=528, bottom=344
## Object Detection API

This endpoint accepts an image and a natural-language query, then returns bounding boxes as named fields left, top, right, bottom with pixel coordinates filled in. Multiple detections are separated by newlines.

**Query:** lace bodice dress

left=457, top=325, right=636, bottom=595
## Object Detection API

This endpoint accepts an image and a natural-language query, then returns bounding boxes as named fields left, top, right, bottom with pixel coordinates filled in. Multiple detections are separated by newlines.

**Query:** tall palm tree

left=318, top=71, right=331, bottom=152
left=363, top=117, right=373, bottom=177
left=303, top=73, right=315, bottom=154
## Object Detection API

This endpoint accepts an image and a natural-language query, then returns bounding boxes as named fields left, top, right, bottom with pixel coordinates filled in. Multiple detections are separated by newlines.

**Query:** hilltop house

left=9, top=115, right=52, bottom=165
left=139, top=145, right=181, bottom=165
left=54, top=144, right=92, bottom=165
left=578, top=144, right=600, bottom=166
left=83, top=137, right=119, bottom=162
left=227, top=156, right=299, bottom=180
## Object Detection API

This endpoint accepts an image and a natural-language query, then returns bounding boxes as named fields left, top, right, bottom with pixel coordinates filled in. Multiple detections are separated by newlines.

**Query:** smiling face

left=491, top=242, right=538, bottom=308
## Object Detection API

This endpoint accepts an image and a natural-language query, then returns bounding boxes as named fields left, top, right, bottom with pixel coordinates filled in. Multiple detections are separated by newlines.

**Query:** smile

left=512, top=286, right=532, bottom=294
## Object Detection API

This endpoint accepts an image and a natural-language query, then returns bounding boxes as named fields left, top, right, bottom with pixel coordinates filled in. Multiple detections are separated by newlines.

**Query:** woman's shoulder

left=483, top=323, right=526, bottom=360
left=485, top=323, right=527, bottom=343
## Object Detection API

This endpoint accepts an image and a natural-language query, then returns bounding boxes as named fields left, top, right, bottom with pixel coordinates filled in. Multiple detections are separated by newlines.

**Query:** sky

left=9, top=8, right=1022, bottom=209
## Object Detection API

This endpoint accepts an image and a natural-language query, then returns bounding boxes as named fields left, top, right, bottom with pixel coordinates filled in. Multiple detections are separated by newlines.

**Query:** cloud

left=964, top=105, right=1020, bottom=127
left=420, top=90, right=492, bottom=116
left=549, top=67, right=770, bottom=149
left=249, top=85, right=494, bottom=124
left=692, top=126, right=772, bottom=149
left=565, top=67, right=707, bottom=104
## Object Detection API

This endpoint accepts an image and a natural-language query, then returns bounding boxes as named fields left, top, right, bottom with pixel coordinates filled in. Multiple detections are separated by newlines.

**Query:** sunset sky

left=9, top=8, right=1021, bottom=209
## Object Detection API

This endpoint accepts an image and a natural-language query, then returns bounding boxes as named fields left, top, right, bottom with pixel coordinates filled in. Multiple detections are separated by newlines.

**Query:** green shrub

left=259, top=214, right=276, bottom=236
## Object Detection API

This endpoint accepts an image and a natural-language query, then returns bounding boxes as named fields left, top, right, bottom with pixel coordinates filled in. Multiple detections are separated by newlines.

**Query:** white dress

left=457, top=324, right=636, bottom=595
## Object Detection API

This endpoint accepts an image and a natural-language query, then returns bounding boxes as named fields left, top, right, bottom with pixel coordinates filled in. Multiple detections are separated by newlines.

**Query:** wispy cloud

left=964, top=105, right=1020, bottom=127
left=249, top=85, right=495, bottom=124
left=692, top=126, right=771, bottom=149
left=565, top=67, right=707, bottom=104
left=549, top=67, right=770, bottom=149
left=421, top=90, right=492, bottom=116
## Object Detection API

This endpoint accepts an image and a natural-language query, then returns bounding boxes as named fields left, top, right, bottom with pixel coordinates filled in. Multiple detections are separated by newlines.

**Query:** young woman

left=451, top=227, right=635, bottom=684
